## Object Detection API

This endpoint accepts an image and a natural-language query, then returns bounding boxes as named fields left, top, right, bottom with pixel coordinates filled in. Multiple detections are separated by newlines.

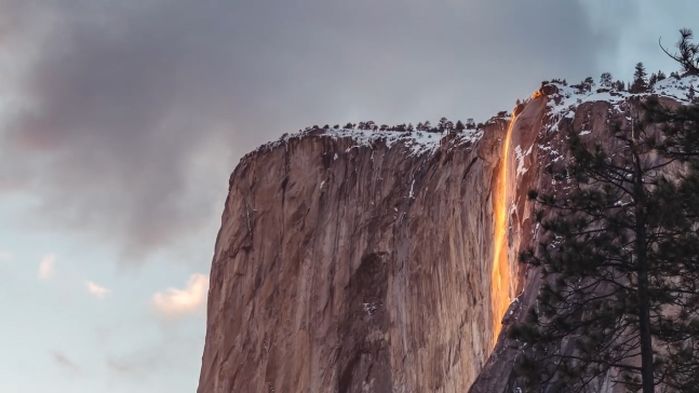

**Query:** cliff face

left=197, top=123, right=509, bottom=393
left=198, top=76, right=698, bottom=393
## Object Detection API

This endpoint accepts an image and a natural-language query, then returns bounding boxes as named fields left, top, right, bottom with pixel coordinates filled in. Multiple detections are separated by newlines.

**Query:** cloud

left=152, top=273, right=208, bottom=318
left=50, top=350, right=80, bottom=373
left=85, top=280, right=111, bottom=299
left=0, top=0, right=612, bottom=261
left=106, top=357, right=143, bottom=377
left=37, top=253, right=55, bottom=280
left=104, top=331, right=204, bottom=383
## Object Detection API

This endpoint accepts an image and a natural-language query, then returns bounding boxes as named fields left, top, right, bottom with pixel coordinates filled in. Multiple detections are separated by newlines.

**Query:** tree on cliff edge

left=511, top=98, right=699, bottom=393
left=630, top=62, right=648, bottom=93
left=660, top=28, right=699, bottom=76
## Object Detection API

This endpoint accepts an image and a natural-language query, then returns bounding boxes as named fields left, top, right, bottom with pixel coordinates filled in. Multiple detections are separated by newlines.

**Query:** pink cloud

left=151, top=273, right=208, bottom=318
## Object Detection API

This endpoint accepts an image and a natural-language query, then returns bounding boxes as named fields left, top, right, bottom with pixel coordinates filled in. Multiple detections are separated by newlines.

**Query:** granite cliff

left=197, top=76, right=698, bottom=393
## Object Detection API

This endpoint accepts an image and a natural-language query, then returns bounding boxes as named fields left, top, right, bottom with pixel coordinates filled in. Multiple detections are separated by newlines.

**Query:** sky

left=1, top=1, right=698, bottom=392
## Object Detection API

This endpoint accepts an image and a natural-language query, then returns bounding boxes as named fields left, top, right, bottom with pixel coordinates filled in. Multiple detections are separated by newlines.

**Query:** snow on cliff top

left=545, top=74, right=699, bottom=124
left=314, top=127, right=483, bottom=155
left=533, top=74, right=699, bottom=167
left=253, top=125, right=484, bottom=158
left=250, top=75, right=699, bottom=160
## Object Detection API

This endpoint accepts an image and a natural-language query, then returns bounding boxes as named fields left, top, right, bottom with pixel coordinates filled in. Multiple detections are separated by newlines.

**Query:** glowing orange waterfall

left=490, top=114, right=515, bottom=349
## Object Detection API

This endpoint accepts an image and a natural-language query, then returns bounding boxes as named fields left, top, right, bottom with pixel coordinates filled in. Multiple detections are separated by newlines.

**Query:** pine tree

left=631, top=62, right=648, bottom=93
left=648, top=71, right=667, bottom=89
left=438, top=117, right=450, bottom=131
left=573, top=78, right=594, bottom=94
left=660, top=28, right=699, bottom=75
left=600, top=72, right=613, bottom=89
left=613, top=80, right=626, bottom=91
left=649, top=73, right=658, bottom=88
left=512, top=97, right=699, bottom=393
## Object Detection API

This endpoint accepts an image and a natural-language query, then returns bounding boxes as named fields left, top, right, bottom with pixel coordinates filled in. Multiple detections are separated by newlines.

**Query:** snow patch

left=514, top=144, right=533, bottom=177
left=545, top=74, right=699, bottom=134
left=408, top=179, right=416, bottom=199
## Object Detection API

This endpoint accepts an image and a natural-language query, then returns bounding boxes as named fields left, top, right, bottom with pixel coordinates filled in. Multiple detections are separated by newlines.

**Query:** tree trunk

left=633, top=147, right=655, bottom=393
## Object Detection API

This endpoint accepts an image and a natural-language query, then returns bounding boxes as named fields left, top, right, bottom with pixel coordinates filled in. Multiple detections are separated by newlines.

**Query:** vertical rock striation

left=197, top=124, right=506, bottom=393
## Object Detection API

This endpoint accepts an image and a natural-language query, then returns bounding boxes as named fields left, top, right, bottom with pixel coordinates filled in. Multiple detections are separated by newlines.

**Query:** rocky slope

left=198, top=76, right=698, bottom=393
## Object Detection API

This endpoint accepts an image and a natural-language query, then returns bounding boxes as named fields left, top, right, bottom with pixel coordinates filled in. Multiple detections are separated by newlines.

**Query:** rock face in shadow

left=197, top=76, right=697, bottom=393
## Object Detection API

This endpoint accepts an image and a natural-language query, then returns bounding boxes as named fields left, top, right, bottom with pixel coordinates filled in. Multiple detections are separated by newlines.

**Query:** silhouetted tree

left=613, top=80, right=626, bottom=91
left=660, top=28, right=699, bottom=75
left=630, top=62, right=648, bottom=93
left=600, top=72, right=613, bottom=89
left=649, top=73, right=658, bottom=88
left=648, top=70, right=667, bottom=89
left=513, top=98, right=699, bottom=393
left=438, top=117, right=453, bottom=131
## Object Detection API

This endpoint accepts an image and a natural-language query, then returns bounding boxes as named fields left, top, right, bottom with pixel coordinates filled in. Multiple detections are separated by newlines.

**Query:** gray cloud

left=104, top=327, right=203, bottom=389
left=50, top=350, right=80, bottom=373
left=1, top=0, right=618, bottom=259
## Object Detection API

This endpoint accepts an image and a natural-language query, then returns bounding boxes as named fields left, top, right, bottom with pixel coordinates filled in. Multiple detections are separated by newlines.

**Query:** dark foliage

left=600, top=73, right=613, bottom=89
left=308, top=117, right=483, bottom=134
left=660, top=28, right=699, bottom=75
left=513, top=98, right=699, bottom=393
left=630, top=62, right=648, bottom=93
